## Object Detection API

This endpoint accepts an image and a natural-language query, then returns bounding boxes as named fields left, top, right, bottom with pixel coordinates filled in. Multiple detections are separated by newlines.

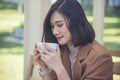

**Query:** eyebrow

left=55, top=21, right=63, bottom=23
left=50, top=20, right=63, bottom=25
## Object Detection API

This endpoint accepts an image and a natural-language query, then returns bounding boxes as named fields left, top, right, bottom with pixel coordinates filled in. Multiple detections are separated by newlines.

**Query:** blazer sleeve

left=81, top=53, right=113, bottom=80
left=49, top=70, right=58, bottom=80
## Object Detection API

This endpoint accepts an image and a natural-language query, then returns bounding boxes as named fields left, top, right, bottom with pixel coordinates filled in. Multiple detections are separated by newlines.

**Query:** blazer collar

left=77, top=42, right=92, bottom=62
left=73, top=43, right=92, bottom=80
left=61, top=42, right=92, bottom=80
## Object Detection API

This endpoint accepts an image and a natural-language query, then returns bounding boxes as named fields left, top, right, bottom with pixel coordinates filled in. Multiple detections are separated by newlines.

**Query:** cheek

left=68, top=33, right=72, bottom=40
left=51, top=30, right=54, bottom=35
left=51, top=28, right=56, bottom=36
left=65, top=30, right=72, bottom=39
left=66, top=29, right=71, bottom=36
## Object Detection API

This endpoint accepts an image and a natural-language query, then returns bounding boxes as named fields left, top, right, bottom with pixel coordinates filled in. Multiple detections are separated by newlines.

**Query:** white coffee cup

left=37, top=42, right=58, bottom=50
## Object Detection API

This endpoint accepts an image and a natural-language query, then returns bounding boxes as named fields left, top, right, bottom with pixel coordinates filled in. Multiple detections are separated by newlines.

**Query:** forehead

left=50, top=11, right=65, bottom=23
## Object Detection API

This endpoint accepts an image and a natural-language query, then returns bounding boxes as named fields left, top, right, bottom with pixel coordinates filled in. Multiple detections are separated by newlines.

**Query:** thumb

left=57, top=46, right=60, bottom=55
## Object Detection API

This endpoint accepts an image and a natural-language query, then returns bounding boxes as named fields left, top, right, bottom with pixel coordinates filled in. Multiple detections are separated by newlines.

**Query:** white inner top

left=68, top=44, right=80, bottom=78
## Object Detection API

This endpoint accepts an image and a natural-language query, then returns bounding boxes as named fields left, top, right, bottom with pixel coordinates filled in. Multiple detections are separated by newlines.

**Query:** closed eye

left=51, top=25, right=54, bottom=29
left=57, top=24, right=63, bottom=27
left=50, top=23, right=54, bottom=29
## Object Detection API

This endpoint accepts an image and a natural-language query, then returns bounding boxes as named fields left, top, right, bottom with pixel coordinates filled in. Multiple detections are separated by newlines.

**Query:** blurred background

left=0, top=0, right=24, bottom=80
left=0, top=0, right=120, bottom=80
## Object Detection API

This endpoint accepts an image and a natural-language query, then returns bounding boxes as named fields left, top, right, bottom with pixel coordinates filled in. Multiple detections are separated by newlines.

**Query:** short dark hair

left=42, top=0, right=95, bottom=47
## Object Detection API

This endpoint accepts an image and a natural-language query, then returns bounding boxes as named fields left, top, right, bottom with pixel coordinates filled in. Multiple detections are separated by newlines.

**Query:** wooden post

left=24, top=0, right=51, bottom=80
left=93, top=0, right=105, bottom=44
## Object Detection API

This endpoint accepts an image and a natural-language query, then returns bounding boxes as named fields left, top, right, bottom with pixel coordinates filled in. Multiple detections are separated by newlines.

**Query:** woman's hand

left=33, top=43, right=47, bottom=70
left=39, top=43, right=63, bottom=72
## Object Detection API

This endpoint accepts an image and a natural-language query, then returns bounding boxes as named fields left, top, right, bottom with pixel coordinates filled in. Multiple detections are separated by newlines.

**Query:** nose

left=52, top=27, right=59, bottom=36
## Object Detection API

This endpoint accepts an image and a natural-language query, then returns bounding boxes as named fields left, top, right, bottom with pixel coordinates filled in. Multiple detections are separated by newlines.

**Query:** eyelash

left=51, top=26, right=54, bottom=29
left=58, top=24, right=63, bottom=27
left=51, top=24, right=63, bottom=29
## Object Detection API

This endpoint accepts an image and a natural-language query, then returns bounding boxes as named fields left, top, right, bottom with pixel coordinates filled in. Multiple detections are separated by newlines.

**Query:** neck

left=68, top=44, right=80, bottom=54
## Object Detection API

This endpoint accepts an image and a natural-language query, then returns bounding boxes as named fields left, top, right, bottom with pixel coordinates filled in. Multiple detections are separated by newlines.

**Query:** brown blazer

left=50, top=40, right=113, bottom=80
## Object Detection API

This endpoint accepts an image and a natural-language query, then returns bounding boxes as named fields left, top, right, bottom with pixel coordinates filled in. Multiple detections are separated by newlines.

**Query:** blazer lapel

left=73, top=43, right=92, bottom=80
left=61, top=47, right=72, bottom=79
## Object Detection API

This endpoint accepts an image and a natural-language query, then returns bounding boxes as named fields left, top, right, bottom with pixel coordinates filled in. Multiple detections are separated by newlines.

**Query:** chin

left=58, top=41, right=66, bottom=46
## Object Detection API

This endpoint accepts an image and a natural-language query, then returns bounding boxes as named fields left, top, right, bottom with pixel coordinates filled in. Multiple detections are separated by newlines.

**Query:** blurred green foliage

left=0, top=1, right=17, bottom=9
left=80, top=0, right=120, bottom=17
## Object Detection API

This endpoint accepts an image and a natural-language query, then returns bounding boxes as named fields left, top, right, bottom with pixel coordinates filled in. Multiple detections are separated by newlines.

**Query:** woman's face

left=50, top=11, right=72, bottom=46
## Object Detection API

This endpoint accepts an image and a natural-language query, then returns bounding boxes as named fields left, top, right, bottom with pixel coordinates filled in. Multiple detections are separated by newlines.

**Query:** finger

left=40, top=53, right=49, bottom=66
left=57, top=46, right=60, bottom=52
left=57, top=46, right=61, bottom=56
left=33, top=48, right=39, bottom=56
left=40, top=56, right=46, bottom=64
left=33, top=53, right=46, bottom=67
left=33, top=43, right=39, bottom=54
left=38, top=45, right=51, bottom=55
left=40, top=52, right=47, bottom=60
left=42, top=43, right=54, bottom=52
left=33, top=53, right=41, bottom=60
left=35, top=43, right=38, bottom=48
left=36, top=53, right=41, bottom=59
left=37, top=46, right=47, bottom=54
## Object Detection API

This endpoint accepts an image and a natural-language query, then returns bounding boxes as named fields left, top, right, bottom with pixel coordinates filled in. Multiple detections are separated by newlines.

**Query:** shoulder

left=89, top=40, right=111, bottom=58
left=84, top=40, right=113, bottom=65
left=81, top=41, right=113, bottom=79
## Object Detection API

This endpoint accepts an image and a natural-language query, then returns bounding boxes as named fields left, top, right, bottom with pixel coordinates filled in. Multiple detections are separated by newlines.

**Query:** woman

left=33, top=0, right=113, bottom=80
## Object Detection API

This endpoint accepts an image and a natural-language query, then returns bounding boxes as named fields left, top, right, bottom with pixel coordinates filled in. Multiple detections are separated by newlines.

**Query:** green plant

left=0, top=1, right=17, bottom=9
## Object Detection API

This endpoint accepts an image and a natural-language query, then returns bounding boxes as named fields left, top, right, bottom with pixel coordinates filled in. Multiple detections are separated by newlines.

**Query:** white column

left=93, top=0, right=105, bottom=44
left=24, top=0, right=51, bottom=80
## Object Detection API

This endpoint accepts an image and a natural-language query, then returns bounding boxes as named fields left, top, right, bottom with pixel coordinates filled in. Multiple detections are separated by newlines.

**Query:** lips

left=56, top=36, right=63, bottom=41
